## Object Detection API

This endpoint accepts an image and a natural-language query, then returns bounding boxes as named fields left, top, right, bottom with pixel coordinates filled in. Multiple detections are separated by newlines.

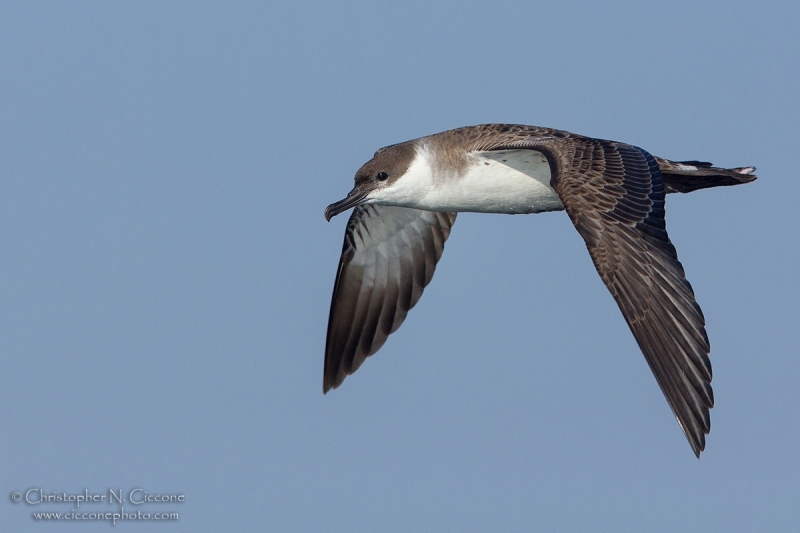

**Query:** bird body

left=324, top=124, right=756, bottom=457
left=374, top=144, right=561, bottom=214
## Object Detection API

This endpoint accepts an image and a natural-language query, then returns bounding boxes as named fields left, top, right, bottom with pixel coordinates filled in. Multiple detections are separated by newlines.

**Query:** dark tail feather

left=657, top=158, right=758, bottom=194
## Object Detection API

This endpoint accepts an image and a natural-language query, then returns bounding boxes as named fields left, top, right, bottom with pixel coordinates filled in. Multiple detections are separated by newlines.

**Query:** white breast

left=372, top=147, right=563, bottom=214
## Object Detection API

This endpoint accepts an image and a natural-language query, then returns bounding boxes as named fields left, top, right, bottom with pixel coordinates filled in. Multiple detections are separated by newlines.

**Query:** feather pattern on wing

left=458, top=127, right=715, bottom=455
left=540, top=138, right=713, bottom=456
left=324, top=205, right=456, bottom=393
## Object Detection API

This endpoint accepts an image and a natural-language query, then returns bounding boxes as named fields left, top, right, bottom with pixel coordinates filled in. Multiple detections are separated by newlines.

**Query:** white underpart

left=368, top=147, right=564, bottom=214
left=677, top=163, right=698, bottom=171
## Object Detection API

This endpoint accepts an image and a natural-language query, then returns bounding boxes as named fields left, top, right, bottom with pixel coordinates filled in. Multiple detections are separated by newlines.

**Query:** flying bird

left=323, top=124, right=756, bottom=457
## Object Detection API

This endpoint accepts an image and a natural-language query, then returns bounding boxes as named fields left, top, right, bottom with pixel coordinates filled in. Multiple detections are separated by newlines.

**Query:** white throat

left=367, top=146, right=564, bottom=214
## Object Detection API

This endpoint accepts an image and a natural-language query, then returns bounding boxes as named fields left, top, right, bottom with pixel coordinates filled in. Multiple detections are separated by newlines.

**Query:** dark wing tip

left=322, top=363, right=345, bottom=394
left=689, top=429, right=706, bottom=458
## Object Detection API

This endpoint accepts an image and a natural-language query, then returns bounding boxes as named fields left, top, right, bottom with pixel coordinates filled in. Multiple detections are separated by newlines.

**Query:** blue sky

left=1, top=1, right=798, bottom=531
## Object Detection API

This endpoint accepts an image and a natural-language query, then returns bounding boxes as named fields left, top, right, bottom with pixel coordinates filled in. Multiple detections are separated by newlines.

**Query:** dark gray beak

left=324, top=187, right=368, bottom=221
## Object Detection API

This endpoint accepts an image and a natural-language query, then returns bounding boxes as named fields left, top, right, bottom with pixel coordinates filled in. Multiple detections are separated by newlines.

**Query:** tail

left=657, top=158, right=757, bottom=194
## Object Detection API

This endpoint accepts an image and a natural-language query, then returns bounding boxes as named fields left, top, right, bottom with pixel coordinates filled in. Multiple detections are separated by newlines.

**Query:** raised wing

left=324, top=205, right=456, bottom=393
left=542, top=138, right=713, bottom=456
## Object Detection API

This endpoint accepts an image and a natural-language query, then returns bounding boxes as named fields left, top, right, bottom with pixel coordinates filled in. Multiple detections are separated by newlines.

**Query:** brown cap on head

left=324, top=141, right=416, bottom=220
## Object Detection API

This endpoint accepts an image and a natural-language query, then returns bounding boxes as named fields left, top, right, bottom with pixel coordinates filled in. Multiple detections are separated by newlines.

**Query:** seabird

left=323, top=124, right=756, bottom=457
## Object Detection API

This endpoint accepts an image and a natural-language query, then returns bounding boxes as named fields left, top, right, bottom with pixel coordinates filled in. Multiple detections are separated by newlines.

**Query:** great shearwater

left=323, top=124, right=756, bottom=457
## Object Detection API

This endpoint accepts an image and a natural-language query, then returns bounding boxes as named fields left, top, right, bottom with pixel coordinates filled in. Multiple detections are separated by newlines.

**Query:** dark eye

left=376, top=171, right=389, bottom=181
